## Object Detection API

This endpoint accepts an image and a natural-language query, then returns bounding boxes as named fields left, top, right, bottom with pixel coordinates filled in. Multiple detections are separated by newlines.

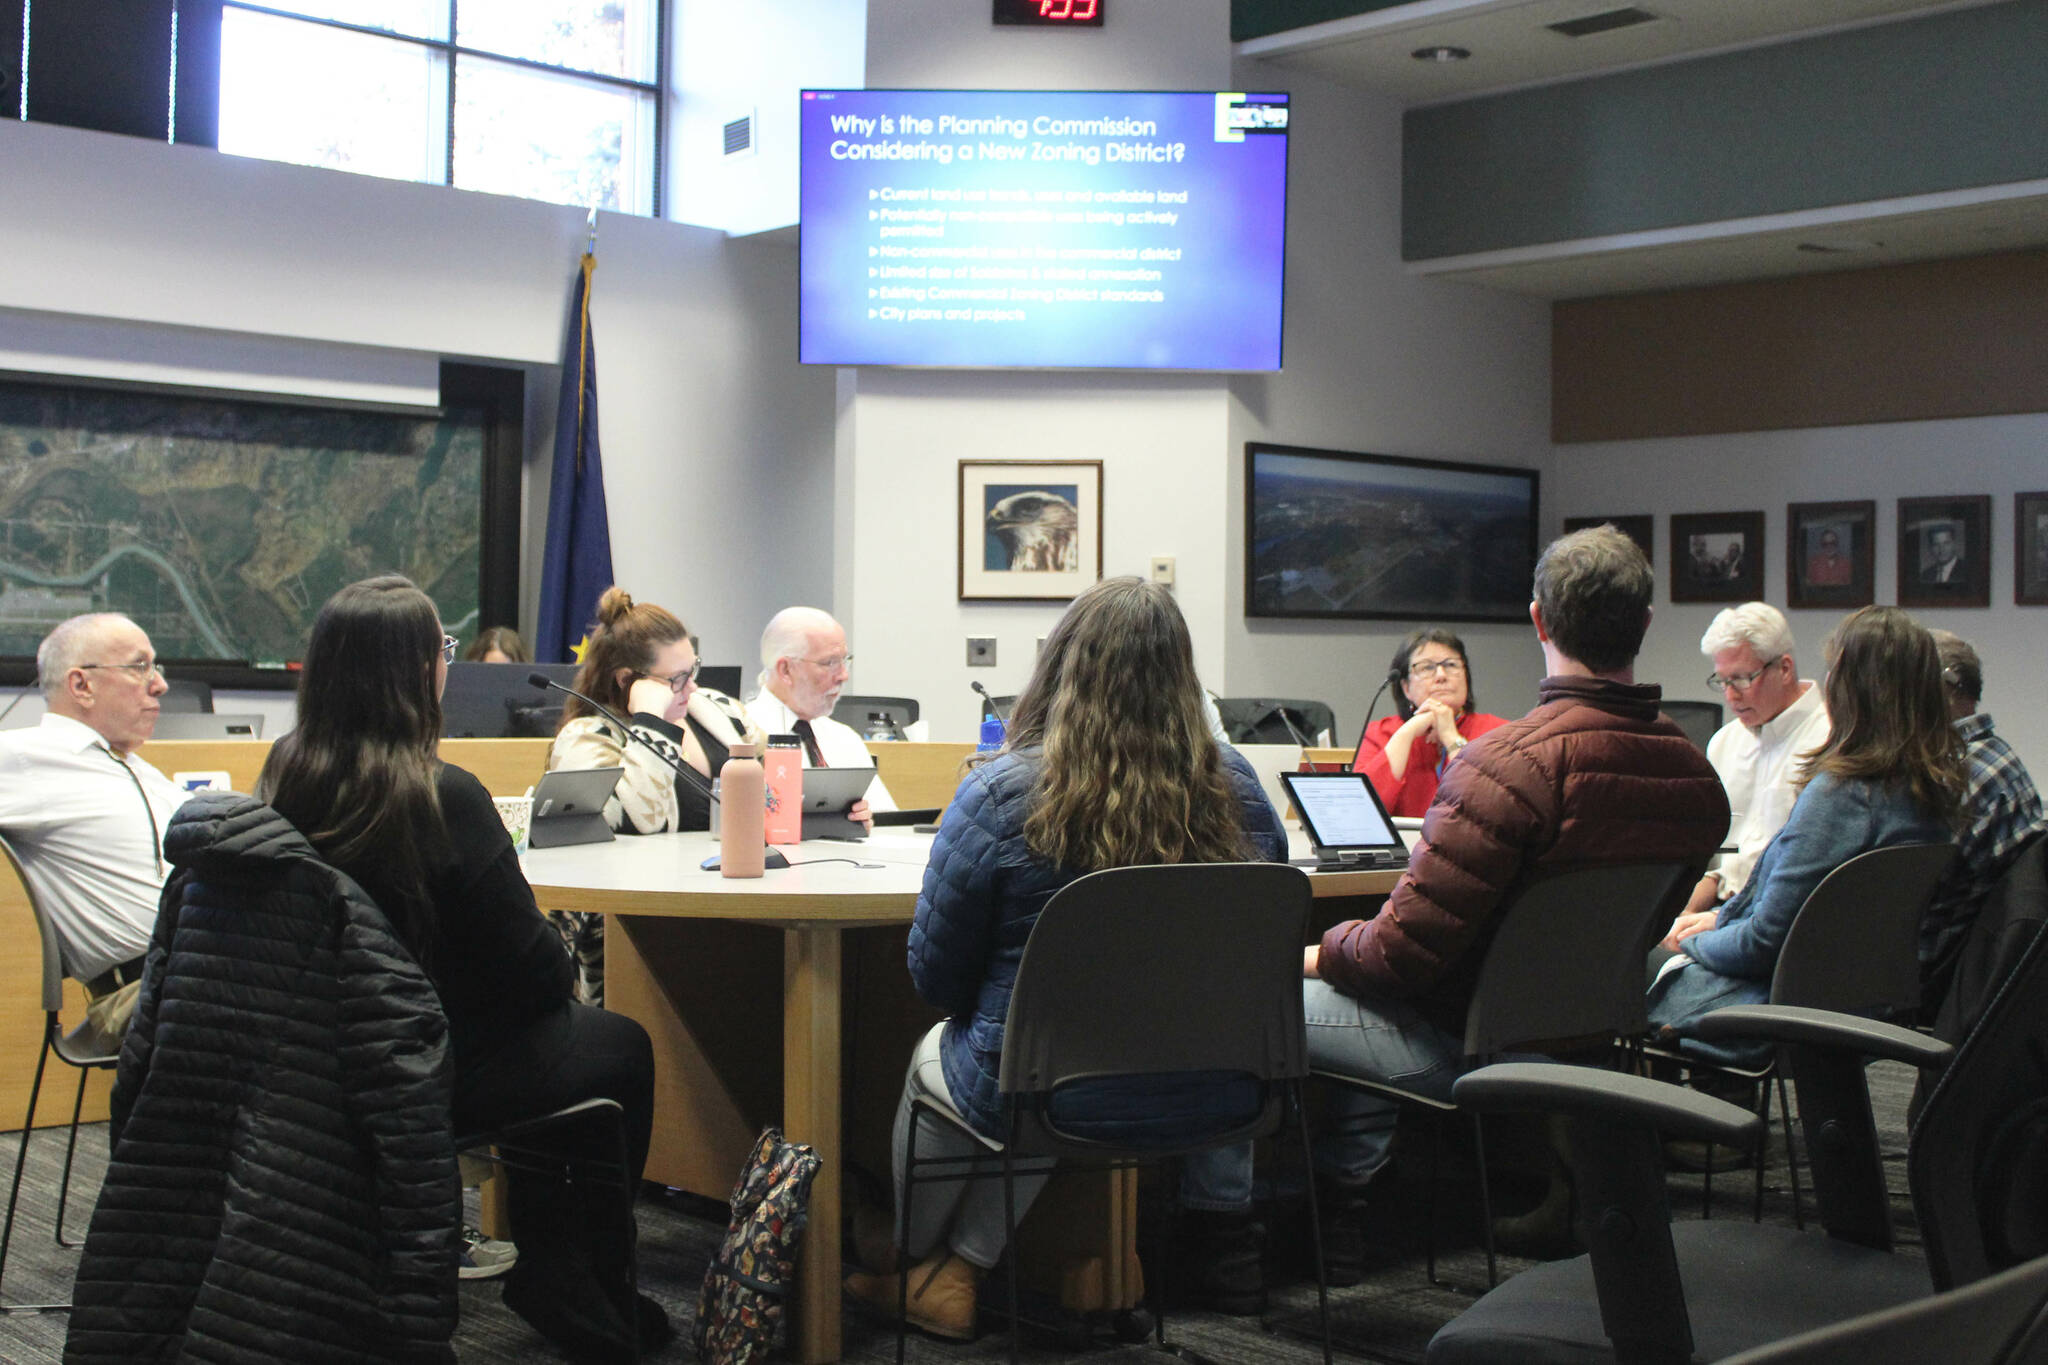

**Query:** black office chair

left=1428, top=905, right=2048, bottom=1364
left=454, top=1099, right=638, bottom=1362
left=1312, top=859, right=1703, bottom=1296
left=1660, top=700, right=1723, bottom=751
left=894, top=862, right=1330, bottom=1365
left=832, top=695, right=920, bottom=740
left=1713, top=1251, right=2048, bottom=1365
left=1216, top=697, right=1337, bottom=747
left=0, top=833, right=122, bottom=1315
left=978, top=694, right=1018, bottom=721
left=1655, top=841, right=1954, bottom=1222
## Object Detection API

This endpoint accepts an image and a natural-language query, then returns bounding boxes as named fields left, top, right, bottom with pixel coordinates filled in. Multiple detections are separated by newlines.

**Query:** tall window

left=216, top=1, right=662, bottom=215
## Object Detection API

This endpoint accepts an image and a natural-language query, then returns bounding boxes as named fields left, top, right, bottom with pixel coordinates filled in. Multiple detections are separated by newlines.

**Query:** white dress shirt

left=0, top=713, right=190, bottom=980
left=746, top=692, right=898, bottom=813
left=1703, top=681, right=1831, bottom=900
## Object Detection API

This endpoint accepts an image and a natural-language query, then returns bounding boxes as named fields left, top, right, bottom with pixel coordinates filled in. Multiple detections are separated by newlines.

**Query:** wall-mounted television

left=1245, top=443, right=1540, bottom=623
left=799, top=89, right=1289, bottom=371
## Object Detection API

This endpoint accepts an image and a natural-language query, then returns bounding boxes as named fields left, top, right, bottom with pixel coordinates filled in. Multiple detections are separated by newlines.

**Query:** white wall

left=1218, top=58, right=1555, bottom=746
left=829, top=0, right=1241, bottom=741
left=1552, top=413, right=2048, bottom=771
left=669, top=0, right=867, bottom=235
left=0, top=116, right=835, bottom=685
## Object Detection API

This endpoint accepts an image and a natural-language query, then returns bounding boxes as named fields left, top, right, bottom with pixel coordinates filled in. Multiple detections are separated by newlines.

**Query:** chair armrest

left=1691, top=1004, right=1952, bottom=1070
left=1452, top=1062, right=1761, bottom=1148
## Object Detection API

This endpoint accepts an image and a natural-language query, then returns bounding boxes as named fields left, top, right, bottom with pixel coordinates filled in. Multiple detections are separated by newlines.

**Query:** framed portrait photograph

left=1564, top=515, right=1654, bottom=567
left=958, top=460, right=1103, bottom=601
left=1898, top=495, right=1990, bottom=608
left=1670, top=511, right=1765, bottom=603
left=1786, top=500, right=1874, bottom=610
left=1244, top=443, right=1539, bottom=622
left=2017, top=492, right=2048, bottom=606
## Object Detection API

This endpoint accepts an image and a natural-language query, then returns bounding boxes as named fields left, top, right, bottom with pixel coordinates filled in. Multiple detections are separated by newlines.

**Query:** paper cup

left=494, top=796, right=533, bottom=854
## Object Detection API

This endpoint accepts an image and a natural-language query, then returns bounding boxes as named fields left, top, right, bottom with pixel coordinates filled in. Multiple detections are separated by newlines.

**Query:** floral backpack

left=694, top=1128, right=821, bottom=1364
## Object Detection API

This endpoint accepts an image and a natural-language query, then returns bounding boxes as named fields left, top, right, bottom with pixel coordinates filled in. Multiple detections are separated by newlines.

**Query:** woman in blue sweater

left=845, top=577, right=1287, bottom=1338
left=1650, top=605, right=1966, bottom=1064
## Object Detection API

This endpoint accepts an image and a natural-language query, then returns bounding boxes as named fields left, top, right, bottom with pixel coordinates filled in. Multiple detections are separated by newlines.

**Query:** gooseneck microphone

left=527, top=672, right=713, bottom=798
left=1360, top=668, right=1402, bottom=731
left=1272, top=704, right=1311, bottom=747
left=969, top=680, right=1009, bottom=722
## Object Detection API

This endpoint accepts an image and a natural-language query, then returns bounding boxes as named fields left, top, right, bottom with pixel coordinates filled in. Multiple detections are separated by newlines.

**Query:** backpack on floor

left=694, top=1127, right=822, bottom=1365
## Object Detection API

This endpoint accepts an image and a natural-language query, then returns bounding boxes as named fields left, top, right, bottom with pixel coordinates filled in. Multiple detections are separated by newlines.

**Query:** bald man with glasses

left=0, top=613, right=191, bottom=1048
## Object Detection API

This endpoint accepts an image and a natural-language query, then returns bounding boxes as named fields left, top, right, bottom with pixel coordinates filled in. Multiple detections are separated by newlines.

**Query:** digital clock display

left=993, top=0, right=1104, bottom=27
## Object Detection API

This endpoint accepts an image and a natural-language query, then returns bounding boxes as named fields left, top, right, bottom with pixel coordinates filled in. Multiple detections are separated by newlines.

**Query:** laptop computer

left=528, top=767, right=625, bottom=849
left=800, top=766, right=880, bottom=841
left=1280, top=770, right=1411, bottom=872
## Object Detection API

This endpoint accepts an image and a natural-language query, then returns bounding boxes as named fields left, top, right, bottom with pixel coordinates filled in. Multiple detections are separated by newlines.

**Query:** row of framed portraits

left=1565, top=494, right=2048, bottom=610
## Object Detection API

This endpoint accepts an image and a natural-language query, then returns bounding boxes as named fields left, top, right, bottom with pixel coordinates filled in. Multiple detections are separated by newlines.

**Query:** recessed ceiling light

left=1795, top=238, right=1882, bottom=254
left=1412, top=45, right=1472, bottom=62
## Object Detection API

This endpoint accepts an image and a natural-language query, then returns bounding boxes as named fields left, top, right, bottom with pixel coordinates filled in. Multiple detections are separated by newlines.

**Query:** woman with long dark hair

left=844, top=577, right=1289, bottom=1337
left=259, top=575, right=662, bottom=1361
left=1650, top=604, right=1967, bottom=1063
left=1352, top=628, right=1506, bottom=817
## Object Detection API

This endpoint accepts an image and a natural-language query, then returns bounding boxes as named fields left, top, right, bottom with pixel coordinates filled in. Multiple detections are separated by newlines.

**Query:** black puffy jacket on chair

left=65, top=792, right=459, bottom=1365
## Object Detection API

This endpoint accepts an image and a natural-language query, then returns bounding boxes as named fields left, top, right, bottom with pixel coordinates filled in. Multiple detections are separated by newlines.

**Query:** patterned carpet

left=0, top=1062, right=1922, bottom=1364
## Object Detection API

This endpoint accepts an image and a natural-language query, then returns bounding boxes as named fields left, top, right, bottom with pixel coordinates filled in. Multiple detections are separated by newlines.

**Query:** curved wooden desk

left=524, top=829, right=1398, bottom=1364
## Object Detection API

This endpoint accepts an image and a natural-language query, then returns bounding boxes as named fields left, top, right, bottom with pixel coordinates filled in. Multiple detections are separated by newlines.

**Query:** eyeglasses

left=442, top=635, right=459, bottom=665
left=1708, top=657, right=1781, bottom=693
left=641, top=661, right=701, bottom=693
left=798, top=654, right=852, bottom=672
left=78, top=661, right=164, bottom=681
left=1408, top=658, right=1466, bottom=680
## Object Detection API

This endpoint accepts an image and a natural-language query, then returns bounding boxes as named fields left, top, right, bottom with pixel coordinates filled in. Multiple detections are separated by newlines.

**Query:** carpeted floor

left=0, top=1062, right=1923, bottom=1364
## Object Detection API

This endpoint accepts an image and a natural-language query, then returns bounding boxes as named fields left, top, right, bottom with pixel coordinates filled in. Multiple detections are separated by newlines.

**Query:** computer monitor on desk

left=442, top=661, right=577, bottom=738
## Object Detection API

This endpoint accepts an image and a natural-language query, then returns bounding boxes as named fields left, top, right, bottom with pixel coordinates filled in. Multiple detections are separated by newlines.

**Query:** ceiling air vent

left=1547, top=7, right=1661, bottom=38
left=722, top=112, right=755, bottom=158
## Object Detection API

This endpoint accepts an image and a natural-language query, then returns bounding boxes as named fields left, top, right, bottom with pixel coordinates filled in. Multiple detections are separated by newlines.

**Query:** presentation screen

left=799, top=89, right=1289, bottom=371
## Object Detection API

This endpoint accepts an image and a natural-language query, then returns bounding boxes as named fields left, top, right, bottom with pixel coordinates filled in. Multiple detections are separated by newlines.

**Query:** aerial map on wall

left=0, top=378, right=483, bottom=668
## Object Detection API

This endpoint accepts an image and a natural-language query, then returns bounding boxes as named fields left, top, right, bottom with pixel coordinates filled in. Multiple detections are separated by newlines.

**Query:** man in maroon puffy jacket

left=1220, top=525, right=1730, bottom=1281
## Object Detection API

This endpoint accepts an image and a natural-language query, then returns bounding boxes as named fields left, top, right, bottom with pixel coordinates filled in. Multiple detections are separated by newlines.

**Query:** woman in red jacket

left=1352, top=629, right=1506, bottom=816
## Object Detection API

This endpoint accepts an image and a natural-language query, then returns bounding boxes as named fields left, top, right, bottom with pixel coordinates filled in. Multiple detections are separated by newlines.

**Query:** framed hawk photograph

left=958, top=460, right=1104, bottom=602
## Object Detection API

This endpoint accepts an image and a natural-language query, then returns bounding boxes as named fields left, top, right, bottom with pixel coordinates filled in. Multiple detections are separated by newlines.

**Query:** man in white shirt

left=1671, top=601, right=1831, bottom=924
left=0, top=613, right=187, bottom=1048
left=750, top=606, right=896, bottom=827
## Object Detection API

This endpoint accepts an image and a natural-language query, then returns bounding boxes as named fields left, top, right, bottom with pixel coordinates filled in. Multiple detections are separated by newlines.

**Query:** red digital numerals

left=1038, top=0, right=1099, bottom=19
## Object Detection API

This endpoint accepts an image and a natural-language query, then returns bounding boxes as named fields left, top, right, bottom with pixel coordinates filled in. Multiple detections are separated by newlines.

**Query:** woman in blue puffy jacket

left=845, top=577, right=1287, bottom=1337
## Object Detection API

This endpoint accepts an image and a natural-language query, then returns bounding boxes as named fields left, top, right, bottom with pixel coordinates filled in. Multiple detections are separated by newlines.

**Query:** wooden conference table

left=522, top=827, right=1399, bottom=1364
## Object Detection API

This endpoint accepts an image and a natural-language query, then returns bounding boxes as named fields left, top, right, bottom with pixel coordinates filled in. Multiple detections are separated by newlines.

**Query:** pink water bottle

left=719, top=743, right=766, bottom=878
left=763, top=734, right=803, bottom=845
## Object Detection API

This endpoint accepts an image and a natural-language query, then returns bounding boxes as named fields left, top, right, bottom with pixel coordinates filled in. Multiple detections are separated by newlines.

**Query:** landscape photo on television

left=1245, top=443, right=1538, bottom=622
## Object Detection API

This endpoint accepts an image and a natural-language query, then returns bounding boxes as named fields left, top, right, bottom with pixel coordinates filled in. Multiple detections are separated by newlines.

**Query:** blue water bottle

left=977, top=715, right=1006, bottom=754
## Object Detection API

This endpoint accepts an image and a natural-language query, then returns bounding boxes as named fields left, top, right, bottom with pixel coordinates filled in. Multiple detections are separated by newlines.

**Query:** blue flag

left=536, top=253, right=614, bottom=663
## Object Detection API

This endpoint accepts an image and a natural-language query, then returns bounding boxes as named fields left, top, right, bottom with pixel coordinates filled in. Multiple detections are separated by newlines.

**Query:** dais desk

left=522, top=828, right=1398, bottom=1363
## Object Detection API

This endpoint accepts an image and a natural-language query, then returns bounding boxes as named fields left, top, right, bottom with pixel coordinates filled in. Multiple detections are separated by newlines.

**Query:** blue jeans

left=1182, top=980, right=1467, bottom=1204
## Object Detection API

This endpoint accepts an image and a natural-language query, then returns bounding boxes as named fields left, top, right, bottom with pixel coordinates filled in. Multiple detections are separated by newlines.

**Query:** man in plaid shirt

left=1921, top=629, right=2048, bottom=1010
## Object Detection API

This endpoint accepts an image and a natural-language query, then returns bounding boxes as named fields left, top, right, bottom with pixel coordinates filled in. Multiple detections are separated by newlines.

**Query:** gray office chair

left=832, top=695, right=920, bottom=740
left=894, top=862, right=1330, bottom=1365
left=1660, top=700, right=1722, bottom=751
left=1312, top=859, right=1702, bottom=1296
left=1430, top=894, right=2048, bottom=1365
left=1655, top=841, right=1955, bottom=1222
left=1714, top=1251, right=2048, bottom=1365
left=0, top=833, right=123, bottom=1314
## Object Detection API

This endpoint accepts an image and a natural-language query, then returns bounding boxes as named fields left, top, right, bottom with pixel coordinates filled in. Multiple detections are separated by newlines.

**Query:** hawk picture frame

left=958, top=459, right=1104, bottom=602
left=1898, top=494, right=1990, bottom=609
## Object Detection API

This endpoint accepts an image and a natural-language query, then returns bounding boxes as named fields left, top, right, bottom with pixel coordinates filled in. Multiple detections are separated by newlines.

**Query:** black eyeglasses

left=1707, top=657, right=1780, bottom=693
left=1408, top=658, right=1466, bottom=680
left=442, top=635, right=459, bottom=665
left=641, top=661, right=701, bottom=693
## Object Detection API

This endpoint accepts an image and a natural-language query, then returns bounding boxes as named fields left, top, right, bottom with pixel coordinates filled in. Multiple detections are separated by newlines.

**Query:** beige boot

left=846, top=1250, right=981, bottom=1340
